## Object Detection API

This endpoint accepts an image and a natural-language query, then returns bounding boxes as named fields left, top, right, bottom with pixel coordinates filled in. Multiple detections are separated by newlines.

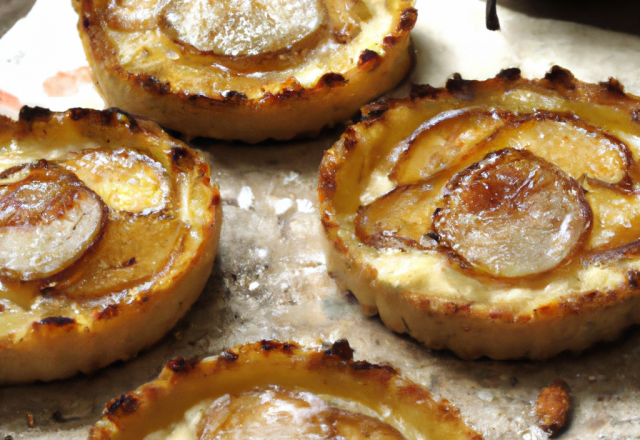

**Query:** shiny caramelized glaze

left=89, top=341, right=481, bottom=440
left=196, top=387, right=406, bottom=440
left=0, top=108, right=221, bottom=383
left=74, top=0, right=415, bottom=141
left=319, top=67, right=640, bottom=359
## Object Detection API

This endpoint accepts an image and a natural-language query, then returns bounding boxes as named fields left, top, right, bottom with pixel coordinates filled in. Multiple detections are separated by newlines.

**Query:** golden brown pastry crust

left=88, top=340, right=482, bottom=440
left=319, top=66, right=640, bottom=360
left=73, top=0, right=416, bottom=143
left=0, top=107, right=222, bottom=384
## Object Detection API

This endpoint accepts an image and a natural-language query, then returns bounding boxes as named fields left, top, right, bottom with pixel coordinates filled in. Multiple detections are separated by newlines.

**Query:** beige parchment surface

left=1, top=0, right=640, bottom=439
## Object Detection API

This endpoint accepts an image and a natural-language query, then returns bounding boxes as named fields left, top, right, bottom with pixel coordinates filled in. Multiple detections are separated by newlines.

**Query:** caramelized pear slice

left=484, top=112, right=632, bottom=185
left=434, top=149, right=591, bottom=278
left=0, top=162, right=107, bottom=281
left=356, top=182, right=441, bottom=250
left=162, top=0, right=325, bottom=56
left=64, top=148, right=169, bottom=214
left=197, top=387, right=405, bottom=440
left=48, top=215, right=185, bottom=298
left=390, top=109, right=510, bottom=186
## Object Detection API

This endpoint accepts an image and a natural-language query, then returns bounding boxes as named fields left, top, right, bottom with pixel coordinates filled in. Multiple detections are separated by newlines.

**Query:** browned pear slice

left=64, top=148, right=169, bottom=214
left=197, top=387, right=405, bottom=440
left=483, top=112, right=632, bottom=184
left=162, top=0, right=325, bottom=56
left=0, top=162, right=107, bottom=281
left=433, top=149, right=591, bottom=278
left=355, top=182, right=441, bottom=250
left=390, top=108, right=510, bottom=186
left=48, top=215, right=186, bottom=298
left=325, top=0, right=371, bottom=43
left=583, top=182, right=640, bottom=250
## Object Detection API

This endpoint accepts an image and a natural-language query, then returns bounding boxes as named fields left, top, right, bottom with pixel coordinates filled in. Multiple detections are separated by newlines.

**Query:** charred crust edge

left=37, top=316, right=75, bottom=327
left=104, top=394, right=140, bottom=416
left=167, top=356, right=198, bottom=374
left=324, top=339, right=354, bottom=360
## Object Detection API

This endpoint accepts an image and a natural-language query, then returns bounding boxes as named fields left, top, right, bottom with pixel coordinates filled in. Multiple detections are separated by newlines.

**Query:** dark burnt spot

left=360, top=102, right=389, bottom=121
left=93, top=305, right=119, bottom=321
left=545, top=66, right=576, bottom=90
left=352, top=361, right=396, bottom=373
left=315, top=73, right=347, bottom=90
left=135, top=74, right=171, bottom=95
left=171, top=146, right=194, bottom=167
left=282, top=343, right=295, bottom=354
left=167, top=356, right=197, bottom=374
left=0, top=304, right=4, bottom=312
left=261, top=340, right=278, bottom=351
left=325, top=339, right=354, bottom=360
left=603, top=77, right=625, bottom=95
left=82, top=17, right=90, bottom=29
left=410, top=84, right=441, bottom=100
left=426, top=231, right=440, bottom=242
left=19, top=106, right=53, bottom=123
left=69, top=108, right=90, bottom=121
left=358, top=49, right=381, bottom=69
left=496, top=68, right=521, bottom=81
left=105, top=394, right=140, bottom=416
left=342, top=127, right=358, bottom=151
left=397, top=8, right=418, bottom=32
left=627, top=270, right=640, bottom=289
left=221, top=349, right=239, bottom=362
left=383, top=35, right=398, bottom=48
left=123, top=257, right=136, bottom=267
left=211, top=192, right=221, bottom=206
left=141, top=295, right=149, bottom=303
left=446, top=73, right=474, bottom=99
left=38, top=316, right=75, bottom=327
left=105, top=108, right=140, bottom=132
left=222, top=90, right=247, bottom=102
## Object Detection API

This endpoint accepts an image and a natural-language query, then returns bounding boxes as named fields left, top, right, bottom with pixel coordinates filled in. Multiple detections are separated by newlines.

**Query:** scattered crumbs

left=296, top=198, right=314, bottom=213
left=477, top=390, right=494, bottom=402
left=535, top=379, right=571, bottom=436
left=249, top=281, right=259, bottom=291
left=283, top=171, right=299, bottom=184
left=589, top=376, right=597, bottom=382
left=237, top=186, right=254, bottom=210
left=27, top=413, right=36, bottom=429
left=272, top=197, right=294, bottom=215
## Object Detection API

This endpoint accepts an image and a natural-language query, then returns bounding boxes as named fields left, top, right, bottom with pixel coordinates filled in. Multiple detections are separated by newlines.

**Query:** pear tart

left=0, top=107, right=222, bottom=384
left=319, top=67, right=640, bottom=360
left=88, top=340, right=481, bottom=440
left=73, top=0, right=416, bottom=143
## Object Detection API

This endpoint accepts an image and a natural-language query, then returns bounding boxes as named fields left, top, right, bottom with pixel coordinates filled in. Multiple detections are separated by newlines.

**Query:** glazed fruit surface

left=319, top=67, right=640, bottom=359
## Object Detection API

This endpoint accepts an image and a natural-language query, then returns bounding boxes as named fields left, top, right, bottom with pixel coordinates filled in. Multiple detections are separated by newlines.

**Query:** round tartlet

left=319, top=66, right=640, bottom=360
left=73, top=0, right=416, bottom=143
left=88, top=340, right=481, bottom=440
left=0, top=106, right=222, bottom=384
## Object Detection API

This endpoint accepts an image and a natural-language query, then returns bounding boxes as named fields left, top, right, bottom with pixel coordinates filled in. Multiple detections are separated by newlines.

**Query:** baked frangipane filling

left=0, top=107, right=222, bottom=384
left=319, top=66, right=640, bottom=360
left=73, top=0, right=416, bottom=143
left=88, top=340, right=482, bottom=440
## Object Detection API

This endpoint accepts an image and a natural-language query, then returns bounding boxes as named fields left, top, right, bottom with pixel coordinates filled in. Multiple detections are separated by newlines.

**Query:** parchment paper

left=1, top=0, right=640, bottom=439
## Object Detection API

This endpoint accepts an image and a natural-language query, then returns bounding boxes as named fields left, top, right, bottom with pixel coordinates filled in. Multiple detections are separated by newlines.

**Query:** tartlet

left=88, top=340, right=481, bottom=440
left=0, top=107, right=221, bottom=384
left=319, top=66, right=640, bottom=360
left=73, top=0, right=416, bottom=143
